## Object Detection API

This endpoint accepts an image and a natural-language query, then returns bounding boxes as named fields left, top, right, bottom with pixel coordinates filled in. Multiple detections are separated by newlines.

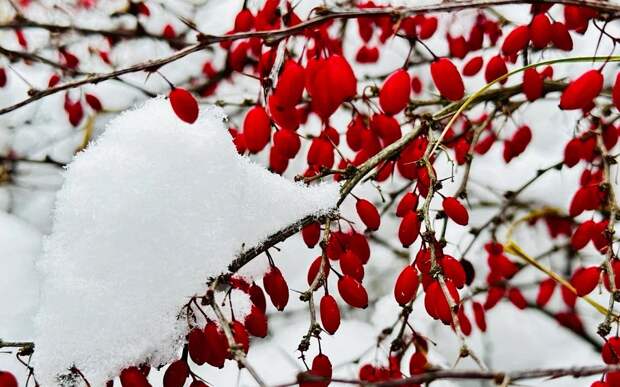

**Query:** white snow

left=31, top=97, right=338, bottom=386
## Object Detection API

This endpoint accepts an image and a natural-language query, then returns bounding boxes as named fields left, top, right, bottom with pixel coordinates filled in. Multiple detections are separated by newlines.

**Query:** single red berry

left=457, top=306, right=472, bottom=336
left=602, top=337, right=620, bottom=364
left=485, top=55, right=508, bottom=84
left=0, top=372, right=18, bottom=387
left=340, top=249, right=364, bottom=280
left=550, top=22, right=573, bottom=50
left=379, top=69, right=411, bottom=115
left=396, top=192, right=418, bottom=217
left=120, top=367, right=150, bottom=387
left=472, top=301, right=486, bottom=331
left=398, top=211, right=420, bottom=247
left=188, top=328, right=208, bottom=365
left=0, top=68, right=6, bottom=87
left=169, top=88, right=199, bottom=124
left=301, top=222, right=321, bottom=248
left=204, top=322, right=227, bottom=368
left=571, top=220, right=595, bottom=250
left=163, top=360, right=188, bottom=387
left=263, top=267, right=289, bottom=311
left=231, top=320, right=250, bottom=353
left=234, top=8, right=255, bottom=32
left=442, top=197, right=469, bottom=226
left=536, top=278, right=556, bottom=307
left=523, top=68, right=543, bottom=101
left=462, top=56, right=483, bottom=77
left=570, top=266, right=601, bottom=296
left=612, top=72, right=620, bottom=111
left=430, top=58, right=464, bottom=101
left=529, top=14, right=552, bottom=48
left=249, top=282, right=266, bottom=312
left=243, top=106, right=271, bottom=153
left=338, top=275, right=368, bottom=309
left=244, top=305, right=268, bottom=338
left=559, top=70, right=604, bottom=110
left=564, top=138, right=583, bottom=167
left=356, top=198, right=380, bottom=231
left=162, top=24, right=176, bottom=39
left=394, top=265, right=419, bottom=305
left=311, top=353, right=332, bottom=380
left=320, top=294, right=341, bottom=334
left=501, top=25, right=530, bottom=56
left=85, top=93, right=103, bottom=111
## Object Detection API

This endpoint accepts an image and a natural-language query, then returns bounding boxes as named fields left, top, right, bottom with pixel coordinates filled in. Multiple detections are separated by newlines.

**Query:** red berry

left=571, top=220, right=595, bottom=250
left=550, top=22, right=573, bottom=50
left=301, top=222, right=321, bottom=248
left=311, top=353, right=332, bottom=380
left=530, top=14, right=552, bottom=48
left=501, top=25, right=530, bottom=56
left=162, top=24, right=176, bottom=39
left=244, top=305, right=268, bottom=338
left=424, top=280, right=459, bottom=324
left=0, top=372, right=18, bottom=387
left=188, top=328, right=208, bottom=365
left=430, top=58, right=464, bottom=101
left=536, top=278, right=556, bottom=307
left=163, top=360, right=188, bottom=387
left=340, top=250, right=364, bottom=281
left=394, top=265, right=419, bottom=305
left=320, top=294, right=341, bottom=334
left=356, top=198, right=380, bottom=231
left=338, top=275, right=368, bottom=309
left=274, top=60, right=305, bottom=108
left=231, top=320, right=250, bottom=353
left=613, top=72, right=620, bottom=111
left=263, top=267, right=289, bottom=311
left=570, top=266, right=601, bottom=296
left=603, top=337, right=620, bottom=364
left=485, top=55, right=508, bottom=84
left=472, top=301, right=486, bottom=331
left=398, top=211, right=421, bottom=247
left=462, top=56, right=483, bottom=77
left=85, top=93, right=103, bottom=111
left=204, top=322, right=227, bottom=368
left=169, top=88, right=199, bottom=124
left=560, top=70, right=604, bottom=110
left=234, top=8, right=254, bottom=32
left=523, top=68, right=543, bottom=101
left=0, top=68, right=6, bottom=88
left=243, top=106, right=271, bottom=153
left=379, top=69, right=411, bottom=115
left=442, top=197, right=469, bottom=226
left=120, top=367, right=150, bottom=387
left=396, top=192, right=418, bottom=217
left=507, top=288, right=527, bottom=309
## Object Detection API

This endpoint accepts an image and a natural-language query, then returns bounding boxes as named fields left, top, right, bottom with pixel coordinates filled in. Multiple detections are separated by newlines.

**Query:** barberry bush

left=0, top=0, right=620, bottom=387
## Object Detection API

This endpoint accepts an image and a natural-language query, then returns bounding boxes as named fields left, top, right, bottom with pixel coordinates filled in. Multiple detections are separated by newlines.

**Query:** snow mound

left=32, top=97, right=338, bottom=386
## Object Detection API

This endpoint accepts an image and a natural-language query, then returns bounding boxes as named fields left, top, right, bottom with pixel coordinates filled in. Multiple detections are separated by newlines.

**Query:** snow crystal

left=32, top=97, right=339, bottom=386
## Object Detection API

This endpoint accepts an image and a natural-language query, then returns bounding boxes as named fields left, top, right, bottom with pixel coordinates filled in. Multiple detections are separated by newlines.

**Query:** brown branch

left=281, top=364, right=620, bottom=386
left=0, top=18, right=187, bottom=45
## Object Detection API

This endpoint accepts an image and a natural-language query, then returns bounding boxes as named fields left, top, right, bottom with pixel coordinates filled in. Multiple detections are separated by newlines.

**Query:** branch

left=281, top=364, right=620, bottom=387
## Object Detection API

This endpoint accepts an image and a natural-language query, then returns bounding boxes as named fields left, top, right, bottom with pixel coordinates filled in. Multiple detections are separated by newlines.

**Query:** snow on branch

left=31, top=98, right=338, bottom=386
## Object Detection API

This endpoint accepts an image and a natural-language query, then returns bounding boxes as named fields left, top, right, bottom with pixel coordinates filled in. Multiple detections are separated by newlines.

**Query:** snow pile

left=32, top=97, right=339, bottom=386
